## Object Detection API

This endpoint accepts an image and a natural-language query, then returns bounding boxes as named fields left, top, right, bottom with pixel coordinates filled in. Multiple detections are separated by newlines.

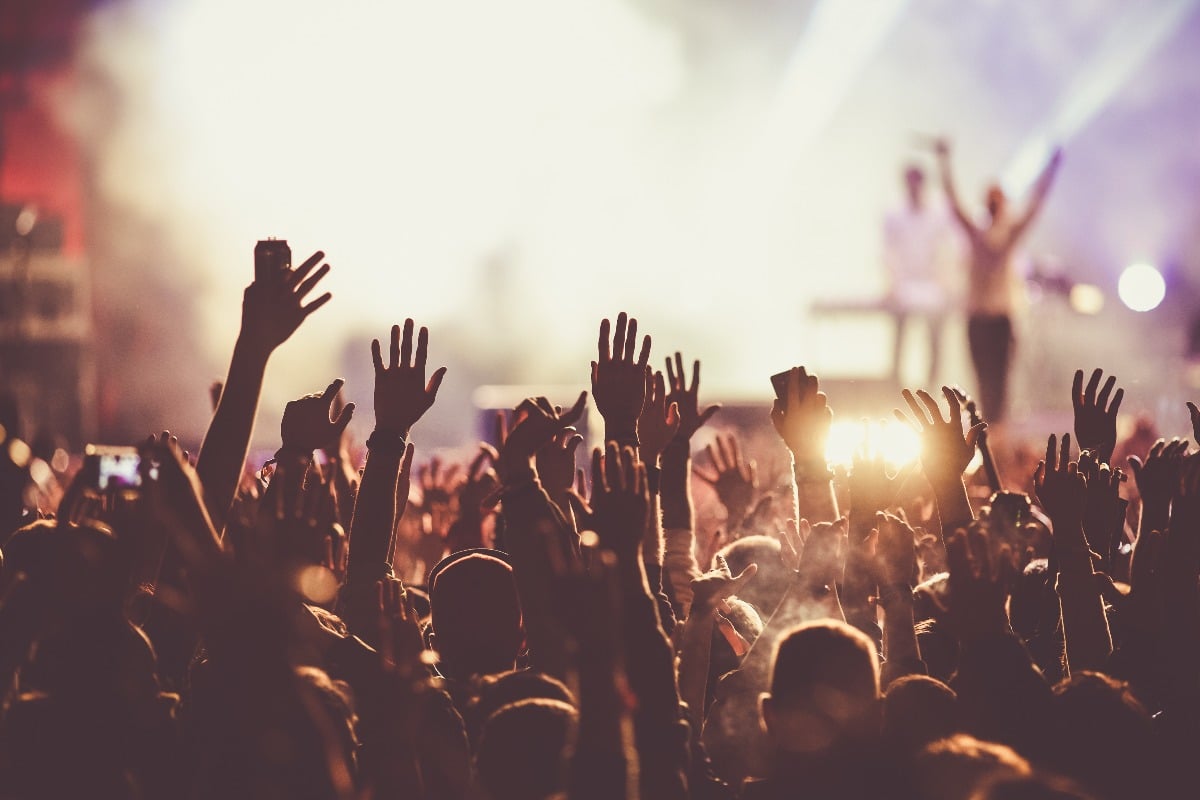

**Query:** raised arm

left=196, top=251, right=332, bottom=530
left=660, top=352, right=720, bottom=620
left=934, top=139, right=979, bottom=238
left=1034, top=433, right=1112, bottom=674
left=771, top=366, right=838, bottom=524
left=341, top=320, right=445, bottom=632
left=895, top=387, right=984, bottom=542
left=1010, top=146, right=1063, bottom=240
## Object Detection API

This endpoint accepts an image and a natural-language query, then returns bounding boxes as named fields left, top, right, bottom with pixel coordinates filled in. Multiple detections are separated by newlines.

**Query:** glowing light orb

left=1118, top=263, right=1165, bottom=312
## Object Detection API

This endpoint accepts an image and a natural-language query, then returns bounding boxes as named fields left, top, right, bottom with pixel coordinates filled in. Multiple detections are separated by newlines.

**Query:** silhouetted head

left=476, top=698, right=578, bottom=800
left=429, top=551, right=524, bottom=680
left=985, top=184, right=1007, bottom=220
left=760, top=620, right=880, bottom=753
left=905, top=165, right=926, bottom=208
left=884, top=675, right=961, bottom=752
left=915, top=734, right=1030, bottom=800
left=465, top=669, right=576, bottom=747
left=1047, top=672, right=1158, bottom=799
left=971, top=773, right=1096, bottom=800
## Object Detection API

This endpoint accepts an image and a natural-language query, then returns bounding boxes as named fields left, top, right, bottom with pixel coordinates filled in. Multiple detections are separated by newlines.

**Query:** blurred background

left=3, top=0, right=1200, bottom=457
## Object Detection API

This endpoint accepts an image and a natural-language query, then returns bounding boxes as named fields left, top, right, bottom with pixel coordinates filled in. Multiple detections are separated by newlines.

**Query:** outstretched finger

left=321, top=378, right=345, bottom=403
left=561, top=391, right=588, bottom=426
left=390, top=324, right=401, bottom=369
left=598, top=318, right=611, bottom=362
left=1097, top=375, right=1116, bottom=408
left=624, top=317, right=638, bottom=362
left=1071, top=369, right=1084, bottom=409
left=400, top=319, right=415, bottom=366
left=415, top=325, right=429, bottom=371
left=294, top=262, right=331, bottom=299
left=334, top=402, right=355, bottom=433
left=1084, top=369, right=1102, bottom=405
left=301, top=292, right=332, bottom=316
left=612, top=313, right=628, bottom=362
left=636, top=334, right=652, bottom=368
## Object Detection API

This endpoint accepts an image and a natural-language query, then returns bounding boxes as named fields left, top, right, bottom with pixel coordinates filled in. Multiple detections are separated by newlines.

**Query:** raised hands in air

left=240, top=250, right=333, bottom=355
left=895, top=387, right=984, bottom=489
left=279, top=378, right=355, bottom=456
left=664, top=352, right=720, bottom=444
left=1072, top=369, right=1124, bottom=463
left=592, top=312, right=651, bottom=444
left=371, top=319, right=448, bottom=437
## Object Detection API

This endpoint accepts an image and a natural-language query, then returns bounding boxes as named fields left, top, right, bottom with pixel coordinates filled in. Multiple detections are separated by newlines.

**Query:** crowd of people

left=1, top=250, right=1198, bottom=799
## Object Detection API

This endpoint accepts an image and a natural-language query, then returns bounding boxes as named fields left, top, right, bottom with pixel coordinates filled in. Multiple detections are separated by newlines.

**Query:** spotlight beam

left=1002, top=0, right=1199, bottom=194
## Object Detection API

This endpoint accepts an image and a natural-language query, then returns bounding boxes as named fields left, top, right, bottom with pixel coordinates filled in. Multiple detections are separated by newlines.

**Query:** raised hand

left=693, top=433, right=757, bottom=529
left=895, top=387, right=984, bottom=489
left=945, top=522, right=1015, bottom=638
left=588, top=442, right=649, bottom=560
left=240, top=250, right=333, bottom=354
left=664, top=352, right=720, bottom=444
left=849, top=430, right=911, bottom=529
left=537, top=428, right=585, bottom=497
left=1072, top=369, right=1124, bottom=463
left=591, top=312, right=651, bottom=443
left=794, top=517, right=848, bottom=590
left=1033, top=433, right=1087, bottom=538
left=1078, top=450, right=1127, bottom=571
left=1129, top=437, right=1188, bottom=533
left=494, top=394, right=588, bottom=486
left=370, top=319, right=447, bottom=437
left=689, top=553, right=757, bottom=614
left=771, top=366, right=832, bottom=467
left=280, top=378, right=355, bottom=455
left=375, top=579, right=427, bottom=676
left=416, top=456, right=462, bottom=538
left=636, top=371, right=680, bottom=464
left=1188, top=402, right=1200, bottom=447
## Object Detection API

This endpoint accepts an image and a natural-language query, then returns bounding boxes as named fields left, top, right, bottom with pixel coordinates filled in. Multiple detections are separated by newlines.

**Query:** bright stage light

left=1117, top=263, right=1165, bottom=312
left=825, top=419, right=920, bottom=469
left=1069, top=283, right=1104, bottom=315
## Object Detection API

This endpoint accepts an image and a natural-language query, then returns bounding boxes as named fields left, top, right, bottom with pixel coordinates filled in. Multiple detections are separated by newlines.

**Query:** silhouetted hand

left=280, top=378, right=355, bottom=455
left=1033, top=433, right=1087, bottom=537
left=416, top=456, right=461, bottom=538
left=591, top=313, right=651, bottom=438
left=1128, top=437, right=1188, bottom=521
left=1072, top=369, right=1124, bottom=462
left=849, top=433, right=911, bottom=527
left=536, top=428, right=584, bottom=498
left=690, top=554, right=757, bottom=614
left=946, top=523, right=1016, bottom=638
left=771, top=366, right=832, bottom=467
left=370, top=319, right=447, bottom=437
left=494, top=394, right=588, bottom=486
left=895, top=387, right=984, bottom=489
left=636, top=371, right=680, bottom=464
left=694, top=433, right=757, bottom=528
left=376, top=579, right=427, bottom=677
left=240, top=250, right=333, bottom=355
left=665, top=352, right=720, bottom=444
left=588, top=442, right=649, bottom=560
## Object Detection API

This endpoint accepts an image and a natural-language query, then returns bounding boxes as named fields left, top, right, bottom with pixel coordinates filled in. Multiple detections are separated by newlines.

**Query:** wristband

left=366, top=428, right=407, bottom=454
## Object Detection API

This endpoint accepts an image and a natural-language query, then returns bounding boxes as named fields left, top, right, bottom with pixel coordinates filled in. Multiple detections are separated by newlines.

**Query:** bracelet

left=366, top=428, right=407, bottom=454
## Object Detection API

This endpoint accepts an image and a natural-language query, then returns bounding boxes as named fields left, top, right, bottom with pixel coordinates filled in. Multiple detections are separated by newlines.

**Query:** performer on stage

left=883, top=164, right=960, bottom=386
left=934, top=139, right=1062, bottom=423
